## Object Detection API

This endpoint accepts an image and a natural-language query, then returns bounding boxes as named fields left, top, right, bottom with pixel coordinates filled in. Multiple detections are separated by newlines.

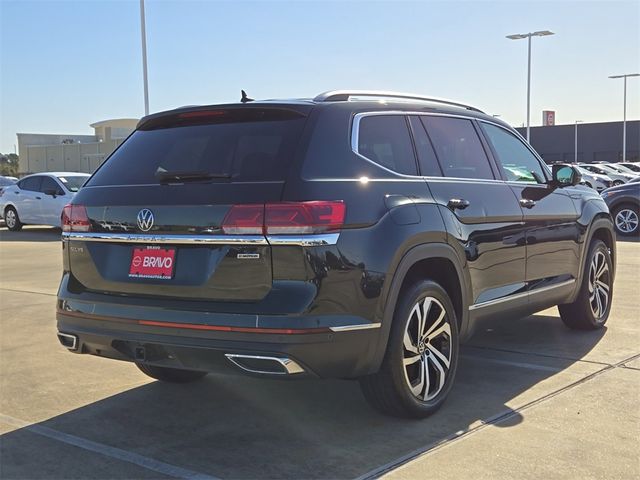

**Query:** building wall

left=17, top=118, right=136, bottom=175
left=516, top=120, right=640, bottom=164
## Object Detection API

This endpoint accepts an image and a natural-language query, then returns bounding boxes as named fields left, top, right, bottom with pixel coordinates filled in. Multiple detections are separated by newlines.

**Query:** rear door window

left=421, top=116, right=495, bottom=180
left=357, top=115, right=418, bottom=175
left=18, top=176, right=42, bottom=192
left=88, top=109, right=307, bottom=186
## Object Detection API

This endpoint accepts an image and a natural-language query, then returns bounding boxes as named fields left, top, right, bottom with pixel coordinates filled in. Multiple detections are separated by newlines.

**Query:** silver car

left=579, top=164, right=635, bottom=185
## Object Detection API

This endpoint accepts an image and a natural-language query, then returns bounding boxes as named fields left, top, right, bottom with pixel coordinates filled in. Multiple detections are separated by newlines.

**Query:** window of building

left=421, top=116, right=495, bottom=180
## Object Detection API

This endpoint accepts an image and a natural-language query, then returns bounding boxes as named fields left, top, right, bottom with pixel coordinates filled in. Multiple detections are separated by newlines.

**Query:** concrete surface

left=0, top=226, right=638, bottom=479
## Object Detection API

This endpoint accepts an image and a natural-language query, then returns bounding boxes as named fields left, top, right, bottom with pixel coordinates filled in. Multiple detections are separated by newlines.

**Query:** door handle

left=447, top=198, right=470, bottom=210
left=35, top=196, right=42, bottom=200
left=519, top=199, right=536, bottom=209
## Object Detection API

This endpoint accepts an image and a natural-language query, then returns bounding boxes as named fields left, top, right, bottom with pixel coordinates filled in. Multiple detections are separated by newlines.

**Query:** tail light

left=222, top=201, right=345, bottom=235
left=61, top=204, right=91, bottom=232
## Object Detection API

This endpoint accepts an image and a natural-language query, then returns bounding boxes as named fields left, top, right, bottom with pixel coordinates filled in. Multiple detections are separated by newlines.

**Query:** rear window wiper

left=155, top=169, right=231, bottom=183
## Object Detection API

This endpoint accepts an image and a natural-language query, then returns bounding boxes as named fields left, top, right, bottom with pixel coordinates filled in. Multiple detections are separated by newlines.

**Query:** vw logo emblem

left=136, top=209, right=155, bottom=232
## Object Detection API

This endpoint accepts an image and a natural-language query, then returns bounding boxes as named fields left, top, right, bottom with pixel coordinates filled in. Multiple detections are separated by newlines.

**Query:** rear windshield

left=57, top=175, right=87, bottom=192
left=0, top=177, right=15, bottom=186
left=87, top=110, right=307, bottom=186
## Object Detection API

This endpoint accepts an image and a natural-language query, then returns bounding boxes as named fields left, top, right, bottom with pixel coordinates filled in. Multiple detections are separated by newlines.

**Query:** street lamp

left=506, top=30, right=555, bottom=142
left=608, top=73, right=639, bottom=162
left=574, top=120, right=583, bottom=163
left=140, top=0, right=150, bottom=116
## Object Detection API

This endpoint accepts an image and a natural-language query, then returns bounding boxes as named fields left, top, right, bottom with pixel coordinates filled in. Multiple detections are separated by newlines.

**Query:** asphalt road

left=1, top=227, right=638, bottom=479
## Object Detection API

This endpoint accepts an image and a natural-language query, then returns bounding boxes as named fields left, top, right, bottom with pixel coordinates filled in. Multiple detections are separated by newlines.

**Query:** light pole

left=140, top=0, right=150, bottom=116
left=608, top=73, right=639, bottom=162
left=506, top=30, right=555, bottom=142
left=574, top=120, right=583, bottom=163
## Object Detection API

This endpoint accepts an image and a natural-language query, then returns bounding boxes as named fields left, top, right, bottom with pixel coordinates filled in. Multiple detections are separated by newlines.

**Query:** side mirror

left=552, top=164, right=582, bottom=187
left=43, top=188, right=58, bottom=197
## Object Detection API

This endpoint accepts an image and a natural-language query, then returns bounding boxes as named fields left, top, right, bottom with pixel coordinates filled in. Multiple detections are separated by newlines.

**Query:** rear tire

left=613, top=180, right=624, bottom=186
left=4, top=207, right=22, bottom=231
left=559, top=239, right=613, bottom=330
left=136, top=363, right=208, bottom=383
left=359, top=280, right=459, bottom=418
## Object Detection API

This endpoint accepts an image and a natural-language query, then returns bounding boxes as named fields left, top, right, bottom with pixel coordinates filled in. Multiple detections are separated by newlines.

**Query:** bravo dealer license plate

left=129, top=246, right=176, bottom=279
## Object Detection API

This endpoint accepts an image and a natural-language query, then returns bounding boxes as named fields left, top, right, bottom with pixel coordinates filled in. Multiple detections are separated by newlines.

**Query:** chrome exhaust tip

left=225, top=354, right=305, bottom=375
left=57, top=332, right=78, bottom=351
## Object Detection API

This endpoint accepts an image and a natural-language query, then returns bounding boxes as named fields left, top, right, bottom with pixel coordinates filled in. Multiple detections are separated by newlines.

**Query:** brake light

left=265, top=201, right=345, bottom=234
left=221, top=201, right=345, bottom=235
left=61, top=204, right=91, bottom=232
left=220, top=204, right=264, bottom=234
left=178, top=110, right=226, bottom=119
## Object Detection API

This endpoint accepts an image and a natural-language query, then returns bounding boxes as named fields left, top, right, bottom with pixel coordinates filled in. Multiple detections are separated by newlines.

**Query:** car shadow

left=1, top=313, right=606, bottom=479
left=0, top=226, right=61, bottom=242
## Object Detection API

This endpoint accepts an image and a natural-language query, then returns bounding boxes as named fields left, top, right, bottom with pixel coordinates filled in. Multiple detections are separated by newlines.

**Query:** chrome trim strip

left=469, top=279, right=576, bottom=311
left=266, top=233, right=339, bottom=246
left=351, top=111, right=510, bottom=179
left=329, top=323, right=382, bottom=332
left=62, top=232, right=268, bottom=245
left=63, top=231, right=340, bottom=247
left=224, top=354, right=305, bottom=375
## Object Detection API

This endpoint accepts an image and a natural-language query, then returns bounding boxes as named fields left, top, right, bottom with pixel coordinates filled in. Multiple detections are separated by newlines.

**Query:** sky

left=1, top=0, right=639, bottom=154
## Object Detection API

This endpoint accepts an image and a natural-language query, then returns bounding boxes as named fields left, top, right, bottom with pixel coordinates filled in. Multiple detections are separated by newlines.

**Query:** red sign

left=129, top=247, right=176, bottom=279
left=543, top=110, right=555, bottom=126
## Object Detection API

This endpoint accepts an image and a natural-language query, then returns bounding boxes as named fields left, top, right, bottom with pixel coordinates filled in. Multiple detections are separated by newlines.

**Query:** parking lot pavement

left=1, top=227, right=638, bottom=479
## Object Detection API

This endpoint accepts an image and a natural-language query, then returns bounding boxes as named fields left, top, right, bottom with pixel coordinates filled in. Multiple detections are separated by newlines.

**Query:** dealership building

left=516, top=120, right=640, bottom=164
left=17, top=118, right=138, bottom=175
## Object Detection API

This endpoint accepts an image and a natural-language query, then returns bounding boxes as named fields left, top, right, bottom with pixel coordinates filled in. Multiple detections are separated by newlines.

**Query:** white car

left=579, top=164, right=635, bottom=185
left=0, top=172, right=90, bottom=231
left=575, top=167, right=613, bottom=192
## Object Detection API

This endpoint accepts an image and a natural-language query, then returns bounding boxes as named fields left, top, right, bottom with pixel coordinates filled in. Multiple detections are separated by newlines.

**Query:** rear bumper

left=56, top=297, right=382, bottom=379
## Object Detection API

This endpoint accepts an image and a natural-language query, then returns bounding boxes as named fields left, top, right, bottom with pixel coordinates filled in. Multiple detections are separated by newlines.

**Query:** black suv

left=57, top=91, right=616, bottom=418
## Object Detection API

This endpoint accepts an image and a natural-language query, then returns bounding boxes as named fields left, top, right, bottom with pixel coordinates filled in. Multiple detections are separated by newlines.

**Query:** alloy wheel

left=588, top=250, right=610, bottom=320
left=5, top=209, right=16, bottom=229
left=402, top=297, right=452, bottom=401
left=615, top=208, right=638, bottom=234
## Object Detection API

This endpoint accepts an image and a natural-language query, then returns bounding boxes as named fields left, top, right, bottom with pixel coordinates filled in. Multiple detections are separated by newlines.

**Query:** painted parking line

left=0, top=414, right=218, bottom=480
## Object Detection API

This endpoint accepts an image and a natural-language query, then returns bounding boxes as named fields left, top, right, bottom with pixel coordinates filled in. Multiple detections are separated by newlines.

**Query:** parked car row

left=0, top=172, right=90, bottom=230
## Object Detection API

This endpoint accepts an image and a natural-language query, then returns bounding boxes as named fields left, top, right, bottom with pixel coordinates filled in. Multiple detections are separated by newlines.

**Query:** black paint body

left=57, top=97, right=616, bottom=379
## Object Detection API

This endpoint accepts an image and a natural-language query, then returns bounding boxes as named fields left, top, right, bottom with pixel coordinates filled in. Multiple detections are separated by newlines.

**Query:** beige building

left=17, top=118, right=138, bottom=175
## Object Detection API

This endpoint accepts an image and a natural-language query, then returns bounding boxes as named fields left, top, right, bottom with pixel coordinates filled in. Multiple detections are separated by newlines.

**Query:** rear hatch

left=65, top=105, right=311, bottom=302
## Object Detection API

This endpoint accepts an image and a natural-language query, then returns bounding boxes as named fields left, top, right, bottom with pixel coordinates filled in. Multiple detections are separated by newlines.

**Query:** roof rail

left=313, top=90, right=484, bottom=113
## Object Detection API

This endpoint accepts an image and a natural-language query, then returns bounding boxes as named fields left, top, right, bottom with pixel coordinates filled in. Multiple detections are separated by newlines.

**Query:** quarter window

left=481, top=123, right=547, bottom=183
left=357, top=115, right=417, bottom=175
left=421, top=117, right=495, bottom=180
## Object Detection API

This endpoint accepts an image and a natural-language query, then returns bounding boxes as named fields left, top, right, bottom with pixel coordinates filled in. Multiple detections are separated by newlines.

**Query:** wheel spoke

left=595, top=289, right=603, bottom=317
left=403, top=353, right=421, bottom=366
left=596, top=279, right=609, bottom=292
left=419, top=298, right=433, bottom=338
left=404, top=330, right=419, bottom=355
left=427, top=344, right=450, bottom=369
left=427, top=321, right=451, bottom=341
left=410, top=358, right=425, bottom=397
left=598, top=287, right=609, bottom=309
left=596, top=261, right=608, bottom=279
left=427, top=352, right=446, bottom=399
left=423, top=306, right=444, bottom=338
